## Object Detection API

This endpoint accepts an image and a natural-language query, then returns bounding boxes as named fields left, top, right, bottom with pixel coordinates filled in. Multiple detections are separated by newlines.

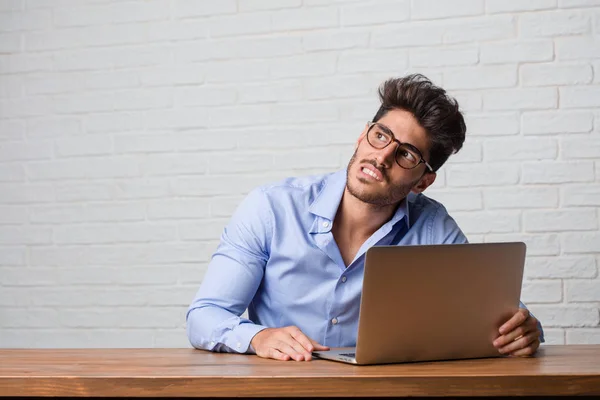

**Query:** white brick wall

left=0, top=0, right=598, bottom=348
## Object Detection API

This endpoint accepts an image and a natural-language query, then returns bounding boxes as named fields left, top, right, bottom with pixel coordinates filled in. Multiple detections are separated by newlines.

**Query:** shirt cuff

left=228, top=323, right=268, bottom=354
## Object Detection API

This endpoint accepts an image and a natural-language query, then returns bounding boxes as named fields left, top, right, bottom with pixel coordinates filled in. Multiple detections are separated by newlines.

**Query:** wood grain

left=1, top=345, right=599, bottom=397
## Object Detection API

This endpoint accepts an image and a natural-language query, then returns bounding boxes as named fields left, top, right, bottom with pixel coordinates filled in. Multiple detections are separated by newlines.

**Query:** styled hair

left=372, top=74, right=466, bottom=172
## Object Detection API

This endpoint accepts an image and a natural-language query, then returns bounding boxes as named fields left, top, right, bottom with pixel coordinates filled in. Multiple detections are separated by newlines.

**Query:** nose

left=375, top=141, right=399, bottom=168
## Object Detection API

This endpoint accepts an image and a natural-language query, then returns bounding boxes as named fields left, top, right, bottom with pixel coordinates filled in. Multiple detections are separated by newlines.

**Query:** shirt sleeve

left=186, top=187, right=273, bottom=354
left=429, top=203, right=469, bottom=244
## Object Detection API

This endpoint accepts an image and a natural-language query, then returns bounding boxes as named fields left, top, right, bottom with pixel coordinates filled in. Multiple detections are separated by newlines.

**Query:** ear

left=411, top=172, right=436, bottom=194
left=355, top=123, right=370, bottom=149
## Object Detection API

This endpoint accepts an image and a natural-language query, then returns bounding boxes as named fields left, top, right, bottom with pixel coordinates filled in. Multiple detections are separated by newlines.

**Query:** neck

left=334, top=188, right=403, bottom=239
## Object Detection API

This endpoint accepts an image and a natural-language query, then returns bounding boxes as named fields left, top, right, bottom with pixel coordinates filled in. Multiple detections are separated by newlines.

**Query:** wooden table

left=1, top=345, right=599, bottom=398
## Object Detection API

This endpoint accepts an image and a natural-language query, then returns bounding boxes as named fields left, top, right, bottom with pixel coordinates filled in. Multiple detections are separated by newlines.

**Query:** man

left=186, top=74, right=544, bottom=361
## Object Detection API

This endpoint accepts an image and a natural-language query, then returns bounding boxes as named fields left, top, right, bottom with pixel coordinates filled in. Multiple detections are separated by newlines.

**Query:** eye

left=399, top=149, right=417, bottom=162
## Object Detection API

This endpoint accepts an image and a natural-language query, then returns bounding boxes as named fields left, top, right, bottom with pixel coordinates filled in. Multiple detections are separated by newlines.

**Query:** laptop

left=313, top=242, right=526, bottom=365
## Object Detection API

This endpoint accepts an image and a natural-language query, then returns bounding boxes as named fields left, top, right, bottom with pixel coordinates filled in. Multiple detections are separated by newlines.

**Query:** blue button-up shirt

left=186, top=170, right=542, bottom=353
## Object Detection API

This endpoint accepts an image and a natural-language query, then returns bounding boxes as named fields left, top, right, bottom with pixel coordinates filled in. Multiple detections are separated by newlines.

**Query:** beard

left=345, top=149, right=420, bottom=207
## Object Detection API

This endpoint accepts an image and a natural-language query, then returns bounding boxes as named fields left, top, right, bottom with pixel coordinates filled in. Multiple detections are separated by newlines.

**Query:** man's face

left=346, top=109, right=436, bottom=207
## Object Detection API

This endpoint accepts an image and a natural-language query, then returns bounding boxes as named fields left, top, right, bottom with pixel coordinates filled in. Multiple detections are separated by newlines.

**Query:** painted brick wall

left=0, top=0, right=599, bottom=347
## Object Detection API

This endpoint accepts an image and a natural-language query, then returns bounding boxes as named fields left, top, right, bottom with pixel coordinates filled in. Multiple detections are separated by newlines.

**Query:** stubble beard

left=345, top=149, right=419, bottom=207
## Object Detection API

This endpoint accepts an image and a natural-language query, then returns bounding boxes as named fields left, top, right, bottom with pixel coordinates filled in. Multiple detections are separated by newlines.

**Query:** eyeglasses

left=366, top=121, right=433, bottom=172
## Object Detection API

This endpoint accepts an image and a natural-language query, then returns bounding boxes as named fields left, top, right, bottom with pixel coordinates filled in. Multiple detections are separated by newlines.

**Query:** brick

left=176, top=130, right=238, bottom=152
left=447, top=140, right=482, bottom=163
left=1, top=309, right=59, bottom=328
left=411, top=0, right=483, bottom=20
left=0, top=97, right=52, bottom=118
left=86, top=202, right=145, bottom=222
left=484, top=233, right=560, bottom=256
left=0, top=163, right=24, bottom=182
left=210, top=196, right=245, bottom=217
left=0, top=183, right=54, bottom=204
left=452, top=91, right=482, bottom=111
left=55, top=136, right=112, bottom=157
left=0, top=247, right=26, bottom=265
left=0, top=75, right=22, bottom=98
left=55, top=183, right=113, bottom=202
left=53, top=223, right=178, bottom=244
left=525, top=256, right=597, bottom=278
left=205, top=59, right=270, bottom=83
left=271, top=53, right=337, bottom=79
left=0, top=205, right=27, bottom=224
left=0, top=53, right=53, bottom=74
left=29, top=246, right=88, bottom=267
left=57, top=307, right=183, bottom=329
left=424, top=190, right=483, bottom=211
left=526, top=305, right=599, bottom=327
left=521, top=63, right=593, bottom=86
left=522, top=161, right=594, bottom=184
left=111, top=45, right=172, bottom=69
left=447, top=164, right=519, bottom=187
left=175, top=86, right=236, bottom=107
left=338, top=49, right=408, bottom=73
left=209, top=105, right=270, bottom=128
left=444, top=66, right=517, bottom=90
left=0, top=328, right=155, bottom=348
left=239, top=80, right=303, bottom=103
left=444, top=15, right=516, bottom=43
left=410, top=45, right=478, bottom=67
left=484, top=137, right=557, bottom=161
left=84, top=243, right=214, bottom=265
left=147, top=199, right=210, bottom=220
left=341, top=1, right=409, bottom=26
left=539, top=329, right=565, bottom=345
left=207, top=152, right=274, bottom=174
left=114, top=179, right=171, bottom=200
left=519, top=10, right=590, bottom=37
left=143, top=109, right=208, bottom=130
left=0, top=33, right=20, bottom=53
left=452, top=211, right=520, bottom=234
left=0, top=0, right=21, bottom=11
left=562, top=185, right=600, bottom=206
left=561, top=0, right=600, bottom=6
left=179, top=219, right=227, bottom=241
left=567, top=329, right=600, bottom=345
left=272, top=148, right=343, bottom=170
left=272, top=6, right=338, bottom=31
left=0, top=226, right=52, bottom=245
left=26, top=117, right=82, bottom=139
left=239, top=0, right=301, bottom=12
left=114, top=132, right=176, bottom=154
left=84, top=112, right=143, bottom=133
left=0, top=140, right=53, bottom=161
left=465, top=112, right=519, bottom=136
left=30, top=204, right=85, bottom=224
left=0, top=120, right=24, bottom=140
left=208, top=13, right=272, bottom=37
left=567, top=280, right=600, bottom=302
left=173, top=0, right=236, bottom=18
left=483, top=88, right=557, bottom=110
left=140, top=154, right=208, bottom=176
left=521, top=280, right=563, bottom=303
left=524, top=209, right=597, bottom=232
left=371, top=22, right=444, bottom=48
left=485, top=187, right=559, bottom=209
left=481, top=40, right=553, bottom=64
left=140, top=66, right=204, bottom=87
left=486, top=0, right=557, bottom=13
left=113, top=88, right=173, bottom=111
left=521, top=111, right=593, bottom=134
left=145, top=20, right=208, bottom=42
left=303, top=29, right=369, bottom=51
left=54, top=93, right=113, bottom=114
left=562, top=232, right=600, bottom=253
left=556, top=37, right=600, bottom=60
left=271, top=101, right=338, bottom=124
left=562, top=136, right=600, bottom=159
left=86, top=157, right=140, bottom=179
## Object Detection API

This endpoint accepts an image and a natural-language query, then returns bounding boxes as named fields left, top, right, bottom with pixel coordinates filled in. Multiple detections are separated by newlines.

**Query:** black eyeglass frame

left=366, top=121, right=434, bottom=172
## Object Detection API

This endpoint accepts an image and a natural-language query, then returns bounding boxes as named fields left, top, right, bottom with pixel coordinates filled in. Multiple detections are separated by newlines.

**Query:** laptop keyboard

left=340, top=352, right=356, bottom=357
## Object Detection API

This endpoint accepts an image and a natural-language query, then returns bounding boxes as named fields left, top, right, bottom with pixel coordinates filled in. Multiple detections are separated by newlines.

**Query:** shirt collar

left=308, top=169, right=410, bottom=233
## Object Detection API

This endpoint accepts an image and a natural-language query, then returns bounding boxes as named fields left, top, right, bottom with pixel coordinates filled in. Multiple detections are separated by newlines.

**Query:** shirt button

left=322, top=221, right=330, bottom=228
left=331, top=318, right=338, bottom=325
left=341, top=276, right=347, bottom=283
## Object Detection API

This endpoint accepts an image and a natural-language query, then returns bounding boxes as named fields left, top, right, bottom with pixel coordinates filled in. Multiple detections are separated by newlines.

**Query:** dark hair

left=372, top=74, right=466, bottom=172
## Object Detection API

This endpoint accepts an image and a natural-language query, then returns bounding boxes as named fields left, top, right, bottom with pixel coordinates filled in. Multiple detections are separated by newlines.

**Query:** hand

left=250, top=326, right=330, bottom=361
left=493, top=308, right=541, bottom=357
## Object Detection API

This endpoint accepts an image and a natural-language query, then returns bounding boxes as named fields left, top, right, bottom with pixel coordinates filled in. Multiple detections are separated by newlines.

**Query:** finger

left=498, top=331, right=539, bottom=355
left=267, top=348, right=292, bottom=361
left=308, top=338, right=330, bottom=351
left=493, top=323, right=530, bottom=348
left=275, top=340, right=307, bottom=362
left=288, top=328, right=317, bottom=354
left=510, top=338, right=541, bottom=357
left=499, top=308, right=529, bottom=335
